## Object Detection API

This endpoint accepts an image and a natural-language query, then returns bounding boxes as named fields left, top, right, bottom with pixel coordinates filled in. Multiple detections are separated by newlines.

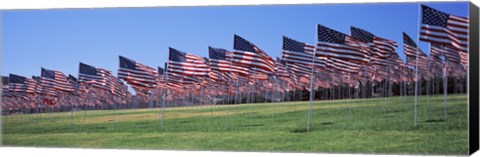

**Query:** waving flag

left=68, top=75, right=80, bottom=91
left=282, top=36, right=325, bottom=73
left=274, top=58, right=290, bottom=78
left=209, top=46, right=249, bottom=76
left=2, top=76, right=9, bottom=87
left=460, top=51, right=468, bottom=67
left=403, top=32, right=429, bottom=71
left=350, top=26, right=397, bottom=58
left=420, top=5, right=469, bottom=52
left=118, top=56, right=158, bottom=89
left=248, top=67, right=270, bottom=80
left=79, top=62, right=105, bottom=87
left=31, top=76, right=54, bottom=96
left=156, top=66, right=166, bottom=83
left=41, top=68, right=74, bottom=92
left=99, top=68, right=127, bottom=96
left=431, top=44, right=461, bottom=64
left=316, top=24, right=370, bottom=63
left=158, top=67, right=165, bottom=76
left=168, top=47, right=210, bottom=80
left=1, top=76, right=12, bottom=103
left=9, top=74, right=37, bottom=94
left=232, top=35, right=276, bottom=74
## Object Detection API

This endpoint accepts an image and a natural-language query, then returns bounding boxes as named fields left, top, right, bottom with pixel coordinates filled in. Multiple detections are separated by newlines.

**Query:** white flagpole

left=271, top=76, right=276, bottom=124
left=363, top=66, right=367, bottom=105
left=70, top=94, right=75, bottom=130
left=385, top=65, right=388, bottom=105
left=225, top=83, right=229, bottom=129
left=307, top=35, right=316, bottom=132
left=414, top=3, right=421, bottom=128
left=426, top=47, right=431, bottom=119
left=161, top=64, right=168, bottom=130
left=161, top=86, right=167, bottom=130
left=199, top=83, right=204, bottom=116
left=348, top=62, right=352, bottom=121
left=443, top=61, right=448, bottom=120
left=112, top=93, right=117, bottom=130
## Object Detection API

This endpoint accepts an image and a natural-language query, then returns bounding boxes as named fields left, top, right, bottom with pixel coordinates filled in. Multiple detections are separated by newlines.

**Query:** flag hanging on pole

left=9, top=74, right=37, bottom=94
left=79, top=62, right=107, bottom=88
left=168, top=47, right=210, bottom=80
left=420, top=5, right=469, bottom=52
left=209, top=46, right=249, bottom=76
left=41, top=68, right=75, bottom=92
left=316, top=24, right=368, bottom=75
left=403, top=32, right=429, bottom=72
left=118, top=56, right=158, bottom=89
left=316, top=24, right=370, bottom=63
left=350, top=26, right=398, bottom=58
left=232, top=34, right=276, bottom=75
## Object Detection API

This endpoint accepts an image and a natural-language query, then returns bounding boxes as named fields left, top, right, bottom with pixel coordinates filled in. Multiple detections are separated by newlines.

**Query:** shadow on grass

left=383, top=109, right=405, bottom=113
left=425, top=119, right=446, bottom=123
left=320, top=122, right=334, bottom=125
left=290, top=128, right=308, bottom=133
left=235, top=124, right=264, bottom=128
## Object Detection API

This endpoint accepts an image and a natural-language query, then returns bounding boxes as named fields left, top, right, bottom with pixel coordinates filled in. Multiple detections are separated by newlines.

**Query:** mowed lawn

left=1, top=94, right=468, bottom=155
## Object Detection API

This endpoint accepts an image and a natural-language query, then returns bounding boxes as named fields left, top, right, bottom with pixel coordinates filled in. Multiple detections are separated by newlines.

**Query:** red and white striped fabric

left=420, top=5, right=469, bottom=52
left=208, top=47, right=249, bottom=76
left=118, top=56, right=158, bottom=90
left=168, top=48, right=210, bottom=82
left=232, top=35, right=276, bottom=75
left=40, top=68, right=74, bottom=92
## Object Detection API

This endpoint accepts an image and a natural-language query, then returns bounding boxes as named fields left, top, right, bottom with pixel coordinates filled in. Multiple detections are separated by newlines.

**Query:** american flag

left=459, top=51, right=468, bottom=67
left=275, top=58, right=290, bottom=78
left=403, top=32, right=420, bottom=57
left=100, top=68, right=127, bottom=96
left=118, top=56, right=158, bottom=89
left=168, top=47, right=210, bottom=82
left=2, top=76, right=30, bottom=101
left=79, top=62, right=106, bottom=88
left=158, top=67, right=165, bottom=76
left=9, top=74, right=37, bottom=94
left=208, top=70, right=227, bottom=82
left=430, top=44, right=461, bottom=64
left=232, top=35, right=276, bottom=74
left=2, top=76, right=9, bottom=95
left=325, top=57, right=361, bottom=74
left=248, top=67, right=270, bottom=80
left=41, top=68, right=74, bottom=92
left=420, top=5, right=469, bottom=52
left=403, top=32, right=429, bottom=71
left=276, top=59, right=297, bottom=88
left=209, top=46, right=249, bottom=76
left=166, top=82, right=185, bottom=93
left=282, top=36, right=325, bottom=74
left=286, top=63, right=311, bottom=75
left=350, top=26, right=398, bottom=58
left=167, top=72, right=198, bottom=84
left=32, top=76, right=55, bottom=96
left=68, top=75, right=80, bottom=91
left=204, top=58, right=225, bottom=83
left=69, top=74, right=89, bottom=94
left=428, top=52, right=444, bottom=77
left=2, top=76, right=9, bottom=87
left=156, top=66, right=166, bottom=86
left=429, top=44, right=443, bottom=57
left=316, top=24, right=369, bottom=63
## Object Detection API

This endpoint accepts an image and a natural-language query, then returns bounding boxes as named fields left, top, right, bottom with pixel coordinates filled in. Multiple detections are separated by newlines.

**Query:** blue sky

left=1, top=2, right=469, bottom=79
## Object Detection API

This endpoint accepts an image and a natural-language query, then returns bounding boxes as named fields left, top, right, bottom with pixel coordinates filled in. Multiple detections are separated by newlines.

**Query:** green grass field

left=1, top=94, right=468, bottom=155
